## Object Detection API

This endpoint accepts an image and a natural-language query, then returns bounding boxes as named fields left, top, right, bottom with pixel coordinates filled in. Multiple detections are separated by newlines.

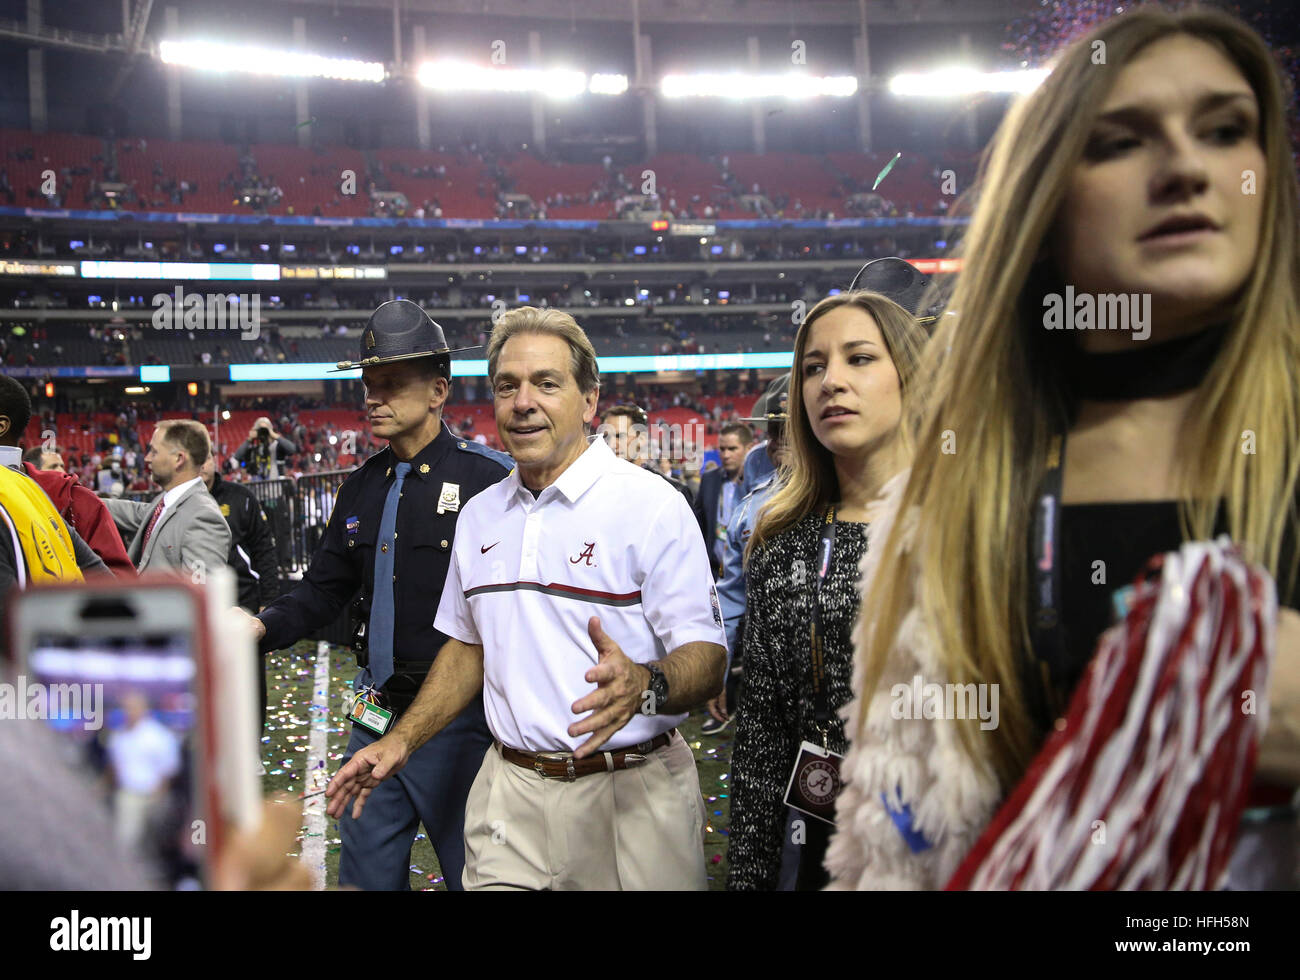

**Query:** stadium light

left=417, top=62, right=588, bottom=97
left=588, top=73, right=629, bottom=95
left=660, top=73, right=857, bottom=99
left=888, top=67, right=1048, bottom=97
left=160, top=40, right=385, bottom=83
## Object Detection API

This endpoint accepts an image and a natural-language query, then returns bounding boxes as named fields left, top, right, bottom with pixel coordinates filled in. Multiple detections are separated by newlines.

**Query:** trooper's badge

left=437, top=482, right=461, bottom=514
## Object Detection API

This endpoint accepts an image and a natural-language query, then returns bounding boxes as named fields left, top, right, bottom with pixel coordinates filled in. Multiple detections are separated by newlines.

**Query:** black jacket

left=257, top=424, right=512, bottom=669
left=208, top=476, right=280, bottom=612
left=233, top=434, right=297, bottom=480
left=692, top=465, right=739, bottom=573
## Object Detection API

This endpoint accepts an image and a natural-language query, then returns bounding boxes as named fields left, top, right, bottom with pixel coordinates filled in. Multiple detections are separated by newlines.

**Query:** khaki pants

left=114, top=788, right=155, bottom=857
left=462, top=731, right=707, bottom=890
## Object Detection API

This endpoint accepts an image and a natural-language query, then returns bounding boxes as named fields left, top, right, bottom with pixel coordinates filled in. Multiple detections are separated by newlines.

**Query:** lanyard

left=716, top=479, right=735, bottom=537
left=1030, top=434, right=1069, bottom=715
left=809, top=506, right=838, bottom=746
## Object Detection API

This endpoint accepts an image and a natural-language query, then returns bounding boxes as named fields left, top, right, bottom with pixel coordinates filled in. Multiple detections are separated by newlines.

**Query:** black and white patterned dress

left=726, top=510, right=867, bottom=890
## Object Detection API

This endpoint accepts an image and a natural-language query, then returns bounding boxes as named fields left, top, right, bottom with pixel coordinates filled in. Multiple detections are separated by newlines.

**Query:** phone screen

left=28, top=631, right=205, bottom=890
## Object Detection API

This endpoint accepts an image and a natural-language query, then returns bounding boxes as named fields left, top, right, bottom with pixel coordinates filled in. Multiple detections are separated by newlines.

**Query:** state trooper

left=705, top=373, right=790, bottom=736
left=245, top=299, right=512, bottom=890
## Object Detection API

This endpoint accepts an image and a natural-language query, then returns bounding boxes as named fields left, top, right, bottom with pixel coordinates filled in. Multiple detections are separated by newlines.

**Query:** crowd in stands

left=0, top=307, right=798, bottom=371
left=29, top=395, right=380, bottom=492
left=25, top=385, right=763, bottom=496
left=0, top=224, right=920, bottom=265
left=1, top=128, right=981, bottom=223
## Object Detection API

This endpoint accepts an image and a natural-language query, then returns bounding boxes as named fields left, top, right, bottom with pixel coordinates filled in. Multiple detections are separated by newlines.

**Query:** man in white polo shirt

left=327, top=306, right=727, bottom=890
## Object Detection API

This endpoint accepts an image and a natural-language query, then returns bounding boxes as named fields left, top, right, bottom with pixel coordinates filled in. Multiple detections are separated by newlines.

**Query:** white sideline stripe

left=301, top=640, right=331, bottom=890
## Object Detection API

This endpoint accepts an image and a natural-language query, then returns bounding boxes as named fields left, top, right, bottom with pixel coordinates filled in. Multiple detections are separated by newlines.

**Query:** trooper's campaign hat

left=848, top=256, right=940, bottom=325
left=333, top=299, right=477, bottom=371
left=739, top=373, right=790, bottom=428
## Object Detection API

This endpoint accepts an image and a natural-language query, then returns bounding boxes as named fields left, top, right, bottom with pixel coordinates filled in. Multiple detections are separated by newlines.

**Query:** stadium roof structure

left=0, top=0, right=1041, bottom=60
left=286, top=0, right=1038, bottom=28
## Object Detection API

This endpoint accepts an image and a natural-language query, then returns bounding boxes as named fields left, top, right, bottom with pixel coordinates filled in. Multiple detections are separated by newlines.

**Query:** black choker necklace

left=1065, top=321, right=1229, bottom=402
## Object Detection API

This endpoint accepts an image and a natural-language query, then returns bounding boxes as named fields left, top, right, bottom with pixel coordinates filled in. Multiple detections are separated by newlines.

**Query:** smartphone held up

left=5, top=566, right=262, bottom=889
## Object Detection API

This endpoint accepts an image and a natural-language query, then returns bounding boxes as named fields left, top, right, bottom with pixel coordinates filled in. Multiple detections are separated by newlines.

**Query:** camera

left=256, top=426, right=271, bottom=444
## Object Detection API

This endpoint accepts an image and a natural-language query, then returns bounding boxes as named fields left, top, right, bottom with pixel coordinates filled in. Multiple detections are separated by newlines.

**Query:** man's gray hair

left=486, top=306, right=600, bottom=394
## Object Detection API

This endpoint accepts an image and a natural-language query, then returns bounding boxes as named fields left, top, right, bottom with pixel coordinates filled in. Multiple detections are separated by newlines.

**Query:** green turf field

left=259, top=641, right=735, bottom=890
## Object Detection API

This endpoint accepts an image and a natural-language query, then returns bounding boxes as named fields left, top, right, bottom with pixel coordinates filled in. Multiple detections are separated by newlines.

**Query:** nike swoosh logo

left=481, top=542, right=499, bottom=553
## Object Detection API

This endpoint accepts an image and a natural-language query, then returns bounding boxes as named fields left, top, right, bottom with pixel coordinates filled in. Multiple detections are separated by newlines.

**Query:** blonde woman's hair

left=486, top=306, right=601, bottom=394
left=747, top=290, right=929, bottom=561
left=857, top=4, right=1300, bottom=788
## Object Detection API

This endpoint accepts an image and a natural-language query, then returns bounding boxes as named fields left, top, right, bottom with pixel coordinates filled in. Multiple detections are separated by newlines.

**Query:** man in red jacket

left=20, top=461, right=134, bottom=576
left=6, top=434, right=134, bottom=577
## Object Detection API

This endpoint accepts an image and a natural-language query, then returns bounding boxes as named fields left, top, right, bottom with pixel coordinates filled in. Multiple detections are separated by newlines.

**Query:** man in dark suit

left=105, top=420, right=231, bottom=577
left=693, top=422, right=753, bottom=578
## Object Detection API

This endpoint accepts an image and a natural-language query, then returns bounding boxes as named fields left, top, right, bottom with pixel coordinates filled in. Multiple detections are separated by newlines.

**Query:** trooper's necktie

left=367, top=461, right=411, bottom=689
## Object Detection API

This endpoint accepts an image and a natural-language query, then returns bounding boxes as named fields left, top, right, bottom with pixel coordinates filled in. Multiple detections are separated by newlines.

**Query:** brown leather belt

left=500, top=729, right=676, bottom=781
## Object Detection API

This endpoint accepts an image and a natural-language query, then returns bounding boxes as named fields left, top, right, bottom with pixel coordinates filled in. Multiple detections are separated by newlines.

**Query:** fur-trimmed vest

left=823, top=470, right=1003, bottom=889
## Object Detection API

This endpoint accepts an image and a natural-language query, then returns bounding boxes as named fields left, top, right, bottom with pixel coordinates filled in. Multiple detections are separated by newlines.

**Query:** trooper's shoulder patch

left=455, top=439, right=514, bottom=472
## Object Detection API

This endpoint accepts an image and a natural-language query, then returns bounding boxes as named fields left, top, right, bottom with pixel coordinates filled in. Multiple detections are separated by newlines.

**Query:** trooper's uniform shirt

left=257, top=421, right=512, bottom=891
left=258, top=422, right=511, bottom=681
left=717, top=472, right=781, bottom=666
left=737, top=439, right=777, bottom=500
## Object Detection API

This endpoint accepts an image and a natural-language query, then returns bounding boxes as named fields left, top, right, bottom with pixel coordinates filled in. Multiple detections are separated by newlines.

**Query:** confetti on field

left=263, top=648, right=741, bottom=890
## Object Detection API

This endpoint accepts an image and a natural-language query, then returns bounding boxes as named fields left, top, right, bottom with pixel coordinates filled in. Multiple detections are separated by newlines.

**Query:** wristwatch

left=642, top=661, right=669, bottom=715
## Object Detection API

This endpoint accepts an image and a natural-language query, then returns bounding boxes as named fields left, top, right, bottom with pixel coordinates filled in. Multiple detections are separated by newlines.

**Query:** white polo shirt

left=434, top=435, right=727, bottom=752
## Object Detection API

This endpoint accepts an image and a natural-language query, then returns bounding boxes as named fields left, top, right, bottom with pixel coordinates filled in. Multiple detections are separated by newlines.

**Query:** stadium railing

left=291, top=467, right=356, bottom=647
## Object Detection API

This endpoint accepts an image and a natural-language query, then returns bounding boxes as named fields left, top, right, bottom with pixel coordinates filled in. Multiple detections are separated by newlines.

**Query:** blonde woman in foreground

left=826, top=4, right=1300, bottom=889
